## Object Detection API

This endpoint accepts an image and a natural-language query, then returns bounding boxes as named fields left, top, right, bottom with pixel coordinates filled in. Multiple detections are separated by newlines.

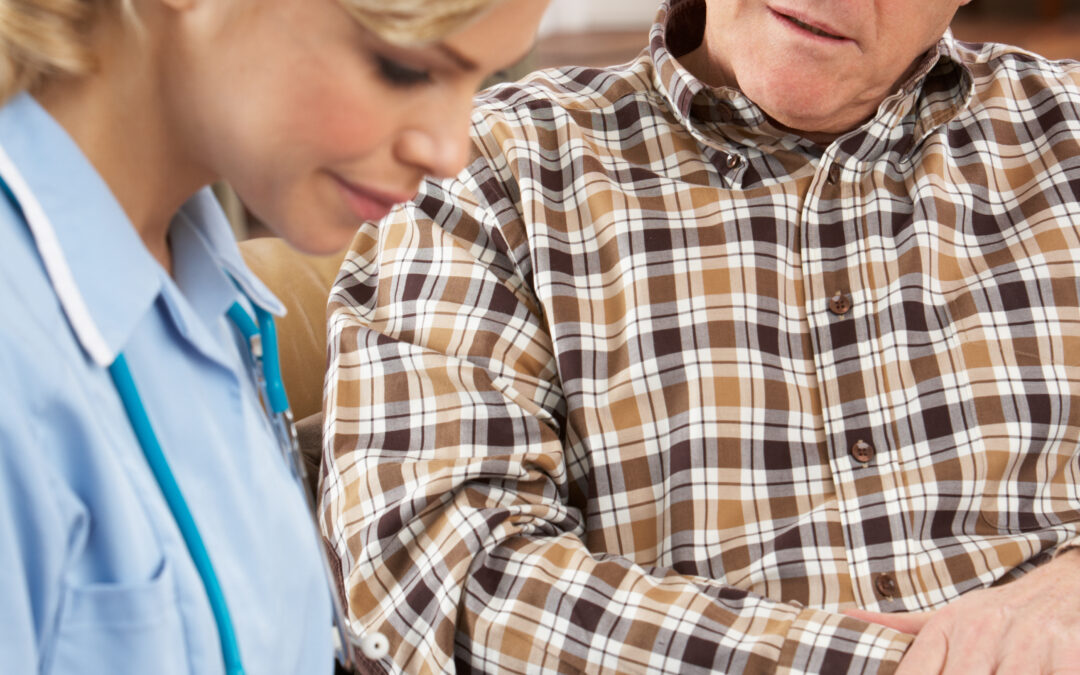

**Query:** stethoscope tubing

left=109, top=354, right=247, bottom=675
left=228, top=301, right=388, bottom=667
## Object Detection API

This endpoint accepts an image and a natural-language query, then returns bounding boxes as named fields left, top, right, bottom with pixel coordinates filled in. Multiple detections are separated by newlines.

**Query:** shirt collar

left=650, top=0, right=974, bottom=158
left=0, top=93, right=282, bottom=367
left=168, top=191, right=285, bottom=337
left=170, top=188, right=285, bottom=321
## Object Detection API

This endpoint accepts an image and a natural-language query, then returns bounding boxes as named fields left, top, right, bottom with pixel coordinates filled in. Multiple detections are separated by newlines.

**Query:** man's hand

left=845, top=549, right=1080, bottom=674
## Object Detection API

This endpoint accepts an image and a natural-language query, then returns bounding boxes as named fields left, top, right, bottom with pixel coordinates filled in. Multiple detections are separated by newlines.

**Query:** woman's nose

left=394, top=96, right=474, bottom=180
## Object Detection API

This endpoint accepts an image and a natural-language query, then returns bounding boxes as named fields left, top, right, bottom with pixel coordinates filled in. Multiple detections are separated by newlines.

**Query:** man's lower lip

left=770, top=9, right=851, bottom=43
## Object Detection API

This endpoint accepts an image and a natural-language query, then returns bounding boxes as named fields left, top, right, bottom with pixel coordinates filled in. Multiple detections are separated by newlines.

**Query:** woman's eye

left=375, top=55, right=432, bottom=87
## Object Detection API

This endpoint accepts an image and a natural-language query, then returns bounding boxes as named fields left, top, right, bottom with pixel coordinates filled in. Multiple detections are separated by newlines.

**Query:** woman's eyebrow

left=435, top=39, right=537, bottom=76
left=436, top=43, right=479, bottom=71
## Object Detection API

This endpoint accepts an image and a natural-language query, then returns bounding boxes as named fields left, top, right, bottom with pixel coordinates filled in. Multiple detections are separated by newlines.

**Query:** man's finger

left=843, top=608, right=934, bottom=635
left=997, top=651, right=1043, bottom=675
left=1050, top=627, right=1080, bottom=674
left=937, top=626, right=996, bottom=675
left=894, top=626, right=948, bottom=675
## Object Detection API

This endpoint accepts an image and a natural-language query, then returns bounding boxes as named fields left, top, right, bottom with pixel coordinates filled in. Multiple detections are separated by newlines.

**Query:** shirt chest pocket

left=45, top=558, right=193, bottom=675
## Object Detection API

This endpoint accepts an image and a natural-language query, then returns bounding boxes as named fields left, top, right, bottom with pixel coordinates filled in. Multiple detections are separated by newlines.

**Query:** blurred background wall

left=539, top=0, right=657, bottom=34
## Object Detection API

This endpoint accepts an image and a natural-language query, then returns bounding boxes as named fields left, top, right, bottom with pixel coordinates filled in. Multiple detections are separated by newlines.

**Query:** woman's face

left=162, top=0, right=548, bottom=254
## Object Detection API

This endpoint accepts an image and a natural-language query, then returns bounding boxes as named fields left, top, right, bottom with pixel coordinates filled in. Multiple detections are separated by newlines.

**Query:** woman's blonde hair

left=340, top=0, right=506, bottom=46
left=0, top=0, right=506, bottom=103
left=0, top=0, right=100, bottom=102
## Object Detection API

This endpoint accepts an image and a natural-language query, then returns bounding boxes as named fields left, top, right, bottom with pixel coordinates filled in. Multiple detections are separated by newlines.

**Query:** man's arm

left=321, top=167, right=913, bottom=674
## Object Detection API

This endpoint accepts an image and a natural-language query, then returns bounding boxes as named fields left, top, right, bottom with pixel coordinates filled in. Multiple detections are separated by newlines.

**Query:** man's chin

left=740, top=78, right=869, bottom=141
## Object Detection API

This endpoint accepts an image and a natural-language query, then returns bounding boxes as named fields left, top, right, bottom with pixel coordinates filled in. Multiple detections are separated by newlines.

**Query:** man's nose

left=395, top=95, right=474, bottom=180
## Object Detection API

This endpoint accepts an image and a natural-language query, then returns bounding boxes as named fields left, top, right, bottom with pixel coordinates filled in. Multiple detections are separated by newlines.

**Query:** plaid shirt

left=321, top=1, right=1080, bottom=672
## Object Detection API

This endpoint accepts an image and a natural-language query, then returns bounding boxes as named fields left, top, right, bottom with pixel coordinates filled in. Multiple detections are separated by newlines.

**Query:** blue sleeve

left=0, top=358, right=77, bottom=673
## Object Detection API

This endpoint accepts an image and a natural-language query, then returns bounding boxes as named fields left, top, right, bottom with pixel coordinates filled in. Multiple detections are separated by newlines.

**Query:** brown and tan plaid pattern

left=321, top=1, right=1080, bottom=672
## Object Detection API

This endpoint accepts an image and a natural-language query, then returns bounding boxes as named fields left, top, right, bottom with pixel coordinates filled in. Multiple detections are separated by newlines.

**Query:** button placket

left=804, top=155, right=914, bottom=611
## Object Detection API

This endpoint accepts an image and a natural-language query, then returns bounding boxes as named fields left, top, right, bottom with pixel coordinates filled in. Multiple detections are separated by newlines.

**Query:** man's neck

left=676, top=43, right=844, bottom=147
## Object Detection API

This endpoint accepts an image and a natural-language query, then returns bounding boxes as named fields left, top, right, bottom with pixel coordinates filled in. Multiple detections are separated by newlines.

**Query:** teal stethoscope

left=0, top=146, right=388, bottom=674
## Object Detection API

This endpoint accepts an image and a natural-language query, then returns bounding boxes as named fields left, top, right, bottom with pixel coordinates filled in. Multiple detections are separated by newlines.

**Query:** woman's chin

left=265, top=215, right=358, bottom=256
left=285, top=229, right=356, bottom=256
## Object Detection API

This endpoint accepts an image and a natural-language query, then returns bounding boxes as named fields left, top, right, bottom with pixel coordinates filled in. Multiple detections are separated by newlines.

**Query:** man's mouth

left=774, top=10, right=849, bottom=41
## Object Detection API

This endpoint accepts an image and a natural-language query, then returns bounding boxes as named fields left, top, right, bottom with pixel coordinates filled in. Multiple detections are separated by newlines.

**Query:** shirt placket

left=800, top=148, right=917, bottom=612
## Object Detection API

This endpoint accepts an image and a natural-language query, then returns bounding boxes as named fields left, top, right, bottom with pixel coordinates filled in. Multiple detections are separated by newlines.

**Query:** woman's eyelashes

left=375, top=55, right=433, bottom=87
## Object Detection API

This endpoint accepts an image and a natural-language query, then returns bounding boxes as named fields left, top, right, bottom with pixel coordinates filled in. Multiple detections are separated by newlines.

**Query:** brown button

left=826, top=163, right=841, bottom=185
left=726, top=154, right=741, bottom=169
left=874, top=573, right=898, bottom=599
left=850, top=440, right=875, bottom=463
left=828, top=291, right=852, bottom=316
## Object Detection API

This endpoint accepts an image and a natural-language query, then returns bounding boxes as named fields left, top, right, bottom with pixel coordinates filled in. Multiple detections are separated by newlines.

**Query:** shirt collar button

left=827, top=163, right=841, bottom=185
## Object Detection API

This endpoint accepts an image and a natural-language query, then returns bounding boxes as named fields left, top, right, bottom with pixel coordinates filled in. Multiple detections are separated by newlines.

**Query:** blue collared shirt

left=0, top=93, right=333, bottom=674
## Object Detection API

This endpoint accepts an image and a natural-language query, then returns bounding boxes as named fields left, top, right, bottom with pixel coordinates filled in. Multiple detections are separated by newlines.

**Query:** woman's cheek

left=282, top=76, right=395, bottom=160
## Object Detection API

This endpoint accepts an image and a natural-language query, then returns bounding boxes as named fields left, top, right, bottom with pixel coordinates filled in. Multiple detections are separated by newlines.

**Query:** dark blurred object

left=482, top=50, right=538, bottom=89
left=953, top=0, right=1080, bottom=60
left=958, top=0, right=1077, bottom=20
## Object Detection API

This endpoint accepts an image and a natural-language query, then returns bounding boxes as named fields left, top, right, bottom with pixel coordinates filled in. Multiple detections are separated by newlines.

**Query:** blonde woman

left=0, top=0, right=548, bottom=673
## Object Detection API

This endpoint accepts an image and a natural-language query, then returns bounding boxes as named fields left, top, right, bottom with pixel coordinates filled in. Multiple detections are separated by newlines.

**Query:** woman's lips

left=332, top=175, right=414, bottom=222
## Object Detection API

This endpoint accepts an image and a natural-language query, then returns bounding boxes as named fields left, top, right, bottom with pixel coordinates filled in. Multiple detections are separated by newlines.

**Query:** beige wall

left=539, top=0, right=658, bottom=35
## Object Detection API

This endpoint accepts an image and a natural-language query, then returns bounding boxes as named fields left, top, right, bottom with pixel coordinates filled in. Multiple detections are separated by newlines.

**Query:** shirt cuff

left=777, top=606, right=914, bottom=675
left=1052, top=534, right=1080, bottom=560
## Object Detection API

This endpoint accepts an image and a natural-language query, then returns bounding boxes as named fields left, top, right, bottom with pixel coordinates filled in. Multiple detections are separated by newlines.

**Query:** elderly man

left=321, top=0, right=1080, bottom=672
